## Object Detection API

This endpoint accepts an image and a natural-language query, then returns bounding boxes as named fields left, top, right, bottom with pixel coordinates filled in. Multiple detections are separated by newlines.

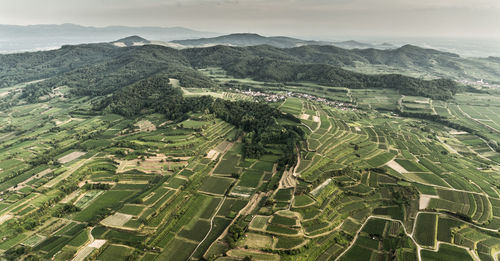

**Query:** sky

left=1, top=0, right=500, bottom=40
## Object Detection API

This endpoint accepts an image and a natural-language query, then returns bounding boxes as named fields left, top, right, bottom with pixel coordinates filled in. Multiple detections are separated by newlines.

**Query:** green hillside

left=0, top=38, right=499, bottom=261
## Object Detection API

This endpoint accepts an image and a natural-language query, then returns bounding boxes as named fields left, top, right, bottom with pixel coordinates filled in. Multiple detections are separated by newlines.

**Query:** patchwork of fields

left=0, top=73, right=499, bottom=261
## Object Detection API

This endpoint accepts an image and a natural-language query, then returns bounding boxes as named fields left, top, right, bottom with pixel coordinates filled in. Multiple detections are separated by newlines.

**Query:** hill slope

left=174, top=35, right=500, bottom=83
left=0, top=40, right=461, bottom=102
left=111, top=36, right=150, bottom=47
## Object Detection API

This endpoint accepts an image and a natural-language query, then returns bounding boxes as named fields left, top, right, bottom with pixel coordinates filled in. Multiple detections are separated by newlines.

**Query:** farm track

left=430, top=100, right=437, bottom=115
left=428, top=242, right=481, bottom=261
left=492, top=250, right=500, bottom=261
left=398, top=95, right=405, bottom=110
left=187, top=196, right=227, bottom=260
left=436, top=136, right=461, bottom=155
left=305, top=223, right=342, bottom=239
left=204, top=192, right=266, bottom=258
left=456, top=105, right=500, bottom=134
left=335, top=215, right=421, bottom=261
left=292, top=146, right=301, bottom=178
left=208, top=141, right=234, bottom=176
left=301, top=122, right=313, bottom=133
left=197, top=135, right=268, bottom=257
left=43, top=156, right=95, bottom=188
left=71, top=227, right=96, bottom=261
left=337, top=209, right=495, bottom=261
left=412, top=177, right=493, bottom=199
left=313, top=110, right=321, bottom=132
left=415, top=211, right=499, bottom=233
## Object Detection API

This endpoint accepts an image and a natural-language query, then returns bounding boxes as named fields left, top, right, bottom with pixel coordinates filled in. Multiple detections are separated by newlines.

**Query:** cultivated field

left=0, top=74, right=499, bottom=260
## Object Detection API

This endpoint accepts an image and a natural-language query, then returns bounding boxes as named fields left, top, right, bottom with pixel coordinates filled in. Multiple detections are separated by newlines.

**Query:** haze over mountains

left=114, top=35, right=500, bottom=84
left=1, top=18, right=500, bottom=261
left=0, top=23, right=216, bottom=53
left=3, top=34, right=500, bottom=109
left=2, top=24, right=499, bottom=59
left=170, top=33, right=396, bottom=50
left=0, top=24, right=396, bottom=53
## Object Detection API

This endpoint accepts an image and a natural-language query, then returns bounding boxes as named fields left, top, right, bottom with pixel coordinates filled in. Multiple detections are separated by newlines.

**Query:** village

left=230, top=88, right=358, bottom=111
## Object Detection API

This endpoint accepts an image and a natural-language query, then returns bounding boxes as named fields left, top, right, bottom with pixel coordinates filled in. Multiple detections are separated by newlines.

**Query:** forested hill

left=0, top=39, right=469, bottom=102
left=111, top=36, right=150, bottom=47
left=171, top=33, right=396, bottom=49
left=173, top=34, right=500, bottom=83
left=171, top=33, right=331, bottom=48
left=184, top=44, right=500, bottom=83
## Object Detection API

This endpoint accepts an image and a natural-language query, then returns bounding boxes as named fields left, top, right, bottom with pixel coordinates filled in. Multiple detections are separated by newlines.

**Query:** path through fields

left=71, top=227, right=107, bottom=261
left=187, top=196, right=227, bottom=260
left=457, top=105, right=500, bottom=134
left=335, top=210, right=491, bottom=261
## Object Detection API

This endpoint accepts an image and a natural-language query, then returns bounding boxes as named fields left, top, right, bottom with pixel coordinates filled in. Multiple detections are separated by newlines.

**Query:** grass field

left=339, top=245, right=373, bottom=261
left=157, top=238, right=198, bottom=261
left=98, top=244, right=134, bottom=261
left=238, top=233, right=273, bottom=249
left=293, top=194, right=315, bottom=207
left=73, top=190, right=135, bottom=222
left=250, top=216, right=270, bottom=230
left=198, top=176, right=234, bottom=195
left=415, top=213, right=438, bottom=247
left=421, top=244, right=474, bottom=261
left=274, top=188, right=293, bottom=202
left=280, top=97, right=303, bottom=115
left=227, top=249, right=279, bottom=260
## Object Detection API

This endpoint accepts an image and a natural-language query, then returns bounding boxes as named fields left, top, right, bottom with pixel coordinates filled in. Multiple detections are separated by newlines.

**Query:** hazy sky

left=1, top=0, right=500, bottom=39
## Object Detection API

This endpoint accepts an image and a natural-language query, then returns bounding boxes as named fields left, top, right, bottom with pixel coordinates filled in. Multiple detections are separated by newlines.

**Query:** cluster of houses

left=459, top=79, right=500, bottom=89
left=230, top=88, right=357, bottom=111
left=230, top=88, right=286, bottom=102
left=288, top=92, right=357, bottom=111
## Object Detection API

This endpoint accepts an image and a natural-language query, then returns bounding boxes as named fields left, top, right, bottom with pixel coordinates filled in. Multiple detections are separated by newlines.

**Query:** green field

left=73, top=190, right=135, bottom=222
left=98, top=244, right=134, bottom=261
left=0, top=65, right=499, bottom=261
left=198, top=176, right=234, bottom=195
left=421, top=244, right=474, bottom=261
left=415, top=213, right=438, bottom=247
left=280, top=97, right=303, bottom=115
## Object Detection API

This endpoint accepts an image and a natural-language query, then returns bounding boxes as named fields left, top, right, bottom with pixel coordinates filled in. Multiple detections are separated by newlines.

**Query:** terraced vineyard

left=0, top=66, right=499, bottom=261
left=195, top=70, right=500, bottom=261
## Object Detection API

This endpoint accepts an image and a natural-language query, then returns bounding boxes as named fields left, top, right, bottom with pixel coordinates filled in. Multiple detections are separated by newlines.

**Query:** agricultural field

left=0, top=70, right=499, bottom=261
left=199, top=74, right=500, bottom=260
left=0, top=86, right=250, bottom=260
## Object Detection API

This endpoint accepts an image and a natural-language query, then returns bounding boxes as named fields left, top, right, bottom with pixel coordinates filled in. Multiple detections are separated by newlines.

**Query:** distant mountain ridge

left=171, top=33, right=397, bottom=49
left=0, top=23, right=217, bottom=53
left=171, top=33, right=331, bottom=48
left=1, top=34, right=498, bottom=94
left=112, top=36, right=150, bottom=47
left=172, top=39, right=499, bottom=83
